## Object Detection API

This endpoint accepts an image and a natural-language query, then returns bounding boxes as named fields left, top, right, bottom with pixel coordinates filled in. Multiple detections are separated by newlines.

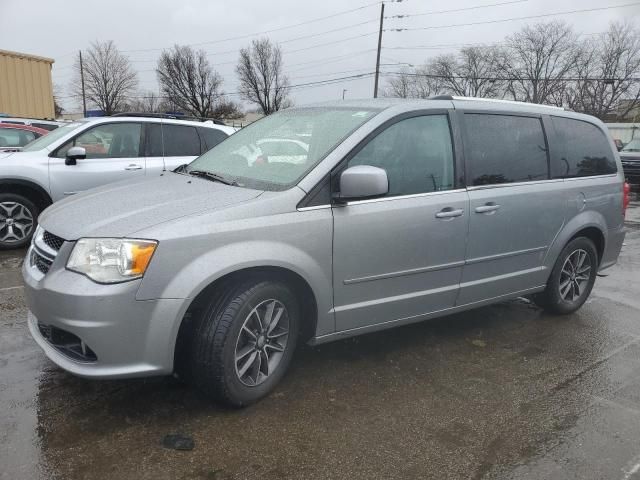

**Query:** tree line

left=384, top=20, right=640, bottom=121
left=69, top=37, right=291, bottom=119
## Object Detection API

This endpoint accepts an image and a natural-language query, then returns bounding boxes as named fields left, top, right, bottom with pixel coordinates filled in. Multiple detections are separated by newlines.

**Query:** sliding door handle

left=475, top=203, right=501, bottom=214
left=436, top=208, right=464, bottom=219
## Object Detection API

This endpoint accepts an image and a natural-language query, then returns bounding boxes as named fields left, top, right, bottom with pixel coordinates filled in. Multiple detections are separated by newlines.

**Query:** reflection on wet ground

left=1, top=208, right=640, bottom=480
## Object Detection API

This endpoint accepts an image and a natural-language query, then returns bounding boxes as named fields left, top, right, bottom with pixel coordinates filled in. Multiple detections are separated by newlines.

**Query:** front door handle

left=475, top=203, right=501, bottom=214
left=435, top=208, right=464, bottom=219
left=125, top=164, right=143, bottom=171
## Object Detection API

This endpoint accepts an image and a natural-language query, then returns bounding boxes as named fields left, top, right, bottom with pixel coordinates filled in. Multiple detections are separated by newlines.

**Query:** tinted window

left=551, top=117, right=617, bottom=178
left=465, top=114, right=548, bottom=186
left=56, top=122, right=142, bottom=158
left=0, top=128, right=35, bottom=147
left=146, top=123, right=163, bottom=157
left=163, top=124, right=200, bottom=156
left=347, top=115, right=455, bottom=196
left=199, top=127, right=228, bottom=151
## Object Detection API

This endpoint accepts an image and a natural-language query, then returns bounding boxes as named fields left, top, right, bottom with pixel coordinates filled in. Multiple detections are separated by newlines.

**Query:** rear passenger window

left=347, top=115, right=455, bottom=196
left=199, top=128, right=228, bottom=152
left=163, top=125, right=200, bottom=156
left=550, top=117, right=617, bottom=178
left=464, top=114, right=548, bottom=186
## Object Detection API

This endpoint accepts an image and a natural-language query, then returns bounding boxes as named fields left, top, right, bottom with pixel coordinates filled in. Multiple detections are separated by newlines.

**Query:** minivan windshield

left=185, top=107, right=379, bottom=190
left=622, top=138, right=640, bottom=153
left=20, top=121, right=87, bottom=152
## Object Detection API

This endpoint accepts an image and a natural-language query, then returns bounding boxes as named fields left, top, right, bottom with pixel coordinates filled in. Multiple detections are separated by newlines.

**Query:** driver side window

left=347, top=115, right=455, bottom=196
left=56, top=123, right=142, bottom=159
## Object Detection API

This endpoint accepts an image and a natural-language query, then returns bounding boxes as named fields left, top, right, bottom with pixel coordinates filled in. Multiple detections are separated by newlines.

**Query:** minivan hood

left=39, top=173, right=263, bottom=239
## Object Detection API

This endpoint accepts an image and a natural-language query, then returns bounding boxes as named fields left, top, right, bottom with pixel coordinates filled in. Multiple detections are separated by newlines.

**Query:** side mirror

left=335, top=165, right=389, bottom=202
left=65, top=146, right=86, bottom=166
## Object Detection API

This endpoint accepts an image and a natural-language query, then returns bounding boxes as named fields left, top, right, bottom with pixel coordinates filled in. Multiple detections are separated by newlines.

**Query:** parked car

left=0, top=117, right=63, bottom=131
left=23, top=97, right=627, bottom=406
left=620, top=138, right=640, bottom=184
left=0, top=115, right=234, bottom=249
left=0, top=123, right=49, bottom=151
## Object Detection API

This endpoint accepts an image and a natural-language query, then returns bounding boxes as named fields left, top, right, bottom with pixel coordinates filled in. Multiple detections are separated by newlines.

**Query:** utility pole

left=373, top=2, right=385, bottom=98
left=342, top=89, right=347, bottom=100
left=79, top=50, right=87, bottom=117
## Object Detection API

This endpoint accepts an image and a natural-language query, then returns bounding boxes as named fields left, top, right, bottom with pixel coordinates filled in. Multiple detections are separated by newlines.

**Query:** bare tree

left=52, top=83, right=64, bottom=117
left=236, top=38, right=291, bottom=115
left=383, top=66, right=440, bottom=99
left=72, top=40, right=138, bottom=115
left=566, top=22, right=640, bottom=120
left=211, top=98, right=243, bottom=119
left=157, top=45, right=225, bottom=118
left=126, top=91, right=162, bottom=113
left=431, top=46, right=504, bottom=97
left=500, top=21, right=580, bottom=105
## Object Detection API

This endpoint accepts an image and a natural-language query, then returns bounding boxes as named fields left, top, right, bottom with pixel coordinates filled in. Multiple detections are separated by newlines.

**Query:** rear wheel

left=0, top=193, right=38, bottom=250
left=534, top=237, right=598, bottom=315
left=188, top=280, right=299, bottom=407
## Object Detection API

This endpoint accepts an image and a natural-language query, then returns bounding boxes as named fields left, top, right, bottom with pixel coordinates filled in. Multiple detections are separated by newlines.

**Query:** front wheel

left=534, top=237, right=598, bottom=315
left=188, top=280, right=299, bottom=407
left=0, top=193, right=38, bottom=250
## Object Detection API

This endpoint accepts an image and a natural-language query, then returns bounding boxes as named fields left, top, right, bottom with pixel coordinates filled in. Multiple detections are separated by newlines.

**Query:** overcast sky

left=1, top=0, right=638, bottom=113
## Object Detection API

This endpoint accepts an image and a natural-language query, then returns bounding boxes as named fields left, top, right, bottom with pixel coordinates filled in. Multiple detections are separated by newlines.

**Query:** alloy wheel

left=234, top=299, right=290, bottom=386
left=0, top=202, right=34, bottom=244
left=558, top=248, right=591, bottom=303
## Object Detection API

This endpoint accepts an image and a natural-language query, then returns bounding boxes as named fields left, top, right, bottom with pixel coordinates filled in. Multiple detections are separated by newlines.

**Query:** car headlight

left=67, top=238, right=158, bottom=283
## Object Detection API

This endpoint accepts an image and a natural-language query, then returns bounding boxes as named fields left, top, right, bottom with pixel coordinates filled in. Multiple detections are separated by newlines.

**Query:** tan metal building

left=0, top=49, right=55, bottom=119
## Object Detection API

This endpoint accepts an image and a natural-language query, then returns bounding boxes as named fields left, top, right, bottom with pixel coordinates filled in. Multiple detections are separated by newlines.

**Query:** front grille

left=38, top=322, right=97, bottom=362
left=31, top=249, right=53, bottom=274
left=42, top=231, right=64, bottom=251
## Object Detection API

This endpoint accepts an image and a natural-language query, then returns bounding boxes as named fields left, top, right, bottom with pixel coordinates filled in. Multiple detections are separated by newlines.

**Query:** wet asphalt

left=2, top=204, right=640, bottom=480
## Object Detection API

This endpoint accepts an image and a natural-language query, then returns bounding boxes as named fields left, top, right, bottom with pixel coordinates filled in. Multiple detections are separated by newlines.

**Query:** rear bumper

left=600, top=225, right=626, bottom=272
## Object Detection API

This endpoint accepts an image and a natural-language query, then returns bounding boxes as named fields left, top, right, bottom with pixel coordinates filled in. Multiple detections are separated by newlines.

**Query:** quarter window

left=346, top=115, right=455, bottom=196
left=464, top=114, right=548, bottom=186
left=163, top=124, right=200, bottom=156
left=550, top=117, right=617, bottom=178
left=56, top=123, right=142, bottom=159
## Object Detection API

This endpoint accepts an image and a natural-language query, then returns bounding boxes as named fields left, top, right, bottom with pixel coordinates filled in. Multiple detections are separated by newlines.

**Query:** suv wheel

left=188, top=280, right=299, bottom=407
left=534, top=237, right=598, bottom=315
left=0, top=193, right=38, bottom=250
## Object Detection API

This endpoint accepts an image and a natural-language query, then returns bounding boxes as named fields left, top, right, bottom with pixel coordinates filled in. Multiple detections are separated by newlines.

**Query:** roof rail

left=442, top=96, right=565, bottom=111
left=111, top=112, right=226, bottom=125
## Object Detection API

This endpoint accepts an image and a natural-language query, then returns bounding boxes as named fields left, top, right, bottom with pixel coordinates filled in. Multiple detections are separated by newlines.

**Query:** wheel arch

left=173, top=265, right=319, bottom=374
left=0, top=178, right=52, bottom=213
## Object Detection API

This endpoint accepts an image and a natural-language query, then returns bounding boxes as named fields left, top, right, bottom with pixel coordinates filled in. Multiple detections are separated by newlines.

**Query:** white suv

left=0, top=115, right=235, bottom=249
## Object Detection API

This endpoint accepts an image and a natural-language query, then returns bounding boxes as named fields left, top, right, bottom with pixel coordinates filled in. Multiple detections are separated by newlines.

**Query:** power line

left=56, top=72, right=377, bottom=100
left=385, top=0, right=529, bottom=19
left=121, top=1, right=381, bottom=53
left=382, top=71, right=640, bottom=82
left=386, top=2, right=640, bottom=32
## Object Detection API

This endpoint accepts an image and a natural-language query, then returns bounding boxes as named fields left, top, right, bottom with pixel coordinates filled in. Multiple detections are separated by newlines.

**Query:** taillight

left=623, top=182, right=630, bottom=217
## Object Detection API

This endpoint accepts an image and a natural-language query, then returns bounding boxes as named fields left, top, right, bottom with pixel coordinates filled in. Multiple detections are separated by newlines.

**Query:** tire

left=0, top=193, right=39, bottom=250
left=534, top=237, right=598, bottom=315
left=188, top=280, right=300, bottom=407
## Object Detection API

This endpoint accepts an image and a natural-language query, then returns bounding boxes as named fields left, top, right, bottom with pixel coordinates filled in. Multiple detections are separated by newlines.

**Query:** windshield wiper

left=188, top=169, right=236, bottom=186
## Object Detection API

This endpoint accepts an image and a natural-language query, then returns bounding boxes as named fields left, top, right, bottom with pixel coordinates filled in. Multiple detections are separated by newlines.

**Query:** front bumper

left=23, top=243, right=185, bottom=379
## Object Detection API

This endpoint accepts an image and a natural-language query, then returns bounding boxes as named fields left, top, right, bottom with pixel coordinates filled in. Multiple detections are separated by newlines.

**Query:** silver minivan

left=23, top=97, right=628, bottom=406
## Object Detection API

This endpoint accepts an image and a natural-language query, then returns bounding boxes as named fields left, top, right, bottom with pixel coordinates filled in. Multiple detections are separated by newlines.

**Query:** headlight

left=67, top=238, right=158, bottom=283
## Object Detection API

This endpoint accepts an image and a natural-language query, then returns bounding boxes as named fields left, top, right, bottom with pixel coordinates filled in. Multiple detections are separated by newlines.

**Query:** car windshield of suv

left=20, top=121, right=87, bottom=152
left=622, top=138, right=640, bottom=152
left=185, top=107, right=379, bottom=190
